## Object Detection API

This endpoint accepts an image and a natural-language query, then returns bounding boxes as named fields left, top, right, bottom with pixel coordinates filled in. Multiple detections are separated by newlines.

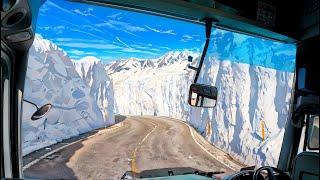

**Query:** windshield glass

left=22, top=0, right=296, bottom=179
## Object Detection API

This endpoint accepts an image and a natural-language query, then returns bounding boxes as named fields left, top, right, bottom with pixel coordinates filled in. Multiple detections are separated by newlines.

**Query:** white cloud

left=69, top=55, right=81, bottom=59
left=46, top=1, right=75, bottom=15
left=108, top=13, right=122, bottom=18
left=183, top=35, right=192, bottom=39
left=40, top=26, right=50, bottom=31
left=81, top=25, right=106, bottom=34
left=95, top=22, right=115, bottom=28
left=73, top=8, right=94, bottom=17
left=67, top=49, right=97, bottom=59
left=123, top=30, right=140, bottom=37
left=70, top=29, right=107, bottom=40
left=55, top=26, right=65, bottom=29
left=39, top=25, right=64, bottom=31
left=38, top=25, right=65, bottom=34
left=99, top=56, right=114, bottom=60
left=131, top=44, right=160, bottom=52
left=160, top=46, right=171, bottom=50
left=144, top=25, right=176, bottom=35
left=95, top=20, right=146, bottom=32
left=68, top=49, right=85, bottom=55
left=181, top=34, right=193, bottom=42
left=116, top=37, right=130, bottom=48
left=54, top=38, right=106, bottom=44
left=57, top=19, right=111, bottom=38
left=39, top=3, right=50, bottom=14
left=56, top=42, right=122, bottom=50
left=122, top=48, right=157, bottom=55
left=68, top=49, right=98, bottom=56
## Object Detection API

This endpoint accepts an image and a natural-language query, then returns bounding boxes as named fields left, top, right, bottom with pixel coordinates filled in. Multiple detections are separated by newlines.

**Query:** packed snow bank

left=22, top=35, right=114, bottom=155
left=73, top=57, right=115, bottom=125
left=110, top=30, right=295, bottom=167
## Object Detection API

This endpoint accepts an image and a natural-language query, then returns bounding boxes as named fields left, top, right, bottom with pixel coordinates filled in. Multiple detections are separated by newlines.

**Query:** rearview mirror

left=188, top=83, right=217, bottom=108
left=31, top=104, right=52, bottom=120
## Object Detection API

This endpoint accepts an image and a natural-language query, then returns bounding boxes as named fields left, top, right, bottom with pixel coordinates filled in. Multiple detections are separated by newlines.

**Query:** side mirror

left=307, top=115, right=319, bottom=150
left=188, top=83, right=217, bottom=108
left=31, top=104, right=52, bottom=120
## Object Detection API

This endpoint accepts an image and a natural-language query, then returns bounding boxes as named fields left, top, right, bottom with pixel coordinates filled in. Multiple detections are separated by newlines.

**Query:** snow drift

left=22, top=35, right=114, bottom=155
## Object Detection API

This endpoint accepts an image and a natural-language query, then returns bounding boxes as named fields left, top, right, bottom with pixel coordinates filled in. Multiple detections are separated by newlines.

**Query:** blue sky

left=36, top=0, right=296, bottom=72
left=36, top=0, right=205, bottom=61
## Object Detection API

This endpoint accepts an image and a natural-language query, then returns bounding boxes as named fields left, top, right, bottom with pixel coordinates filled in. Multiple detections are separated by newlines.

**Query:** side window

left=1, top=43, right=13, bottom=177
left=298, top=115, right=319, bottom=152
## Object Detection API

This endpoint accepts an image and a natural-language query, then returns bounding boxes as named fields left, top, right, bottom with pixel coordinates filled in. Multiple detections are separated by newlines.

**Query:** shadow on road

left=115, top=114, right=127, bottom=123
left=23, top=118, right=127, bottom=179
left=23, top=122, right=122, bottom=179
left=23, top=141, right=83, bottom=179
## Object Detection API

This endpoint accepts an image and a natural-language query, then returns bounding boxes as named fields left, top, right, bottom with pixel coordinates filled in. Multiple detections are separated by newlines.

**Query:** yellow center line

left=131, top=121, right=157, bottom=173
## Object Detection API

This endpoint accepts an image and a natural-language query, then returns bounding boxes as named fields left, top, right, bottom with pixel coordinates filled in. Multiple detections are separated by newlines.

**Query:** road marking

left=179, top=120, right=237, bottom=171
left=131, top=121, right=157, bottom=173
left=23, top=122, right=123, bottom=171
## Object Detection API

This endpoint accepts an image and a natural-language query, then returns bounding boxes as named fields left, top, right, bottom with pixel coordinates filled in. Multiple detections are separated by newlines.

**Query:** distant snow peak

left=157, top=50, right=199, bottom=67
left=73, top=56, right=102, bottom=79
left=33, top=34, right=58, bottom=53
left=77, top=56, right=101, bottom=63
left=105, top=50, right=200, bottom=74
left=141, top=60, right=156, bottom=69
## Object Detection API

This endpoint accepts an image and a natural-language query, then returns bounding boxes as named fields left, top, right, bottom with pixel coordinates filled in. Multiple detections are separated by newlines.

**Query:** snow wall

left=22, top=35, right=115, bottom=155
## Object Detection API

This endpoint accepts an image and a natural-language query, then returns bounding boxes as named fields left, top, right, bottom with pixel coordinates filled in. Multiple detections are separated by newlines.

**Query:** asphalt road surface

left=24, top=116, right=241, bottom=179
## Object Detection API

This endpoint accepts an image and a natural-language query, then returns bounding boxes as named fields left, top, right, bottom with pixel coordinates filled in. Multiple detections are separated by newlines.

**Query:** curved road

left=24, top=116, right=240, bottom=179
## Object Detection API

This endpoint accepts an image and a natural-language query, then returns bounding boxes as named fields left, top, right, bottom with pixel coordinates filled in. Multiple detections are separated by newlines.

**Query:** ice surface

left=73, top=58, right=115, bottom=125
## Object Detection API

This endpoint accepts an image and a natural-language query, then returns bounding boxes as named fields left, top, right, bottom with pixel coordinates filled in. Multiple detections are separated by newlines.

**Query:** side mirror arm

left=192, top=18, right=218, bottom=83
left=23, top=99, right=39, bottom=109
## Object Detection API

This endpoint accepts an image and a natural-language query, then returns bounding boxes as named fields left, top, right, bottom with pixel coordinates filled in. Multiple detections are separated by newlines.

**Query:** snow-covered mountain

left=109, top=30, right=295, bottom=167
left=22, top=35, right=114, bottom=155
left=156, top=50, right=198, bottom=68
left=106, top=50, right=199, bottom=74
left=107, top=58, right=143, bottom=74
left=72, top=56, right=100, bottom=79
left=141, top=60, right=156, bottom=69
